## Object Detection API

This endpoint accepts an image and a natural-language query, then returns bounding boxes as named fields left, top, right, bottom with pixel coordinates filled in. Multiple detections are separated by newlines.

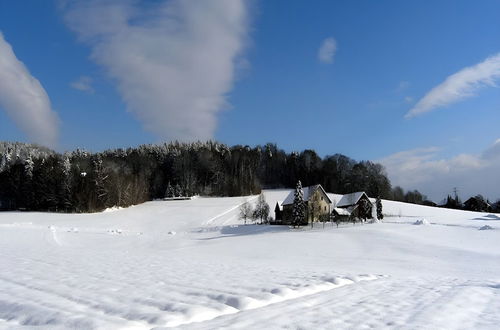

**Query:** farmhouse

left=463, top=196, right=491, bottom=212
left=279, top=184, right=332, bottom=225
left=335, top=191, right=373, bottom=220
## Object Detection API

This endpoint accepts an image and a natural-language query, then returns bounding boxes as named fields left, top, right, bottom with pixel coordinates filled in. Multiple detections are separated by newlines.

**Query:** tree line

left=0, top=140, right=420, bottom=213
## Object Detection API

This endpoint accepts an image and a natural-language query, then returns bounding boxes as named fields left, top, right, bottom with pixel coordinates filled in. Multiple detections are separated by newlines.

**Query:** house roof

left=333, top=207, right=351, bottom=216
left=282, top=184, right=332, bottom=206
left=337, top=192, right=369, bottom=208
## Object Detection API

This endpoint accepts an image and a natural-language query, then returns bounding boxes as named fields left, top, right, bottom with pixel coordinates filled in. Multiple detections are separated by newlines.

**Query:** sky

left=0, top=0, right=499, bottom=202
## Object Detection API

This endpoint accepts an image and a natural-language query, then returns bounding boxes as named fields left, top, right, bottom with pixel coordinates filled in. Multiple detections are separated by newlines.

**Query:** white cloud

left=62, top=0, right=250, bottom=142
left=318, top=37, right=337, bottom=64
left=0, top=32, right=59, bottom=148
left=70, top=75, right=94, bottom=93
left=406, top=53, right=500, bottom=118
left=378, top=140, right=500, bottom=202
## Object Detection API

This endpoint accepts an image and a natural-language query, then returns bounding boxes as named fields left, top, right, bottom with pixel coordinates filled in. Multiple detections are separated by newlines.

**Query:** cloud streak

left=62, top=0, right=250, bottom=142
left=406, top=53, right=500, bottom=118
left=70, top=75, right=94, bottom=93
left=378, top=140, right=500, bottom=202
left=0, top=32, right=59, bottom=147
left=318, top=37, right=337, bottom=64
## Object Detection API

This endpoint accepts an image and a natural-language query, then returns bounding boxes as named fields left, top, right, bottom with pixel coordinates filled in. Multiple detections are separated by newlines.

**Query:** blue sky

left=0, top=0, right=499, bottom=201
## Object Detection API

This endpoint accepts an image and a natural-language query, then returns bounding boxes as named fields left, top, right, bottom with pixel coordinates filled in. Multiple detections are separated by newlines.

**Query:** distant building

left=278, top=184, right=332, bottom=225
left=335, top=191, right=373, bottom=220
left=463, top=196, right=491, bottom=212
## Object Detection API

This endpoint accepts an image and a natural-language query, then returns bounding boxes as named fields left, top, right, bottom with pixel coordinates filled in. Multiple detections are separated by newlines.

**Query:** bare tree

left=239, top=200, right=253, bottom=225
left=253, top=193, right=270, bottom=224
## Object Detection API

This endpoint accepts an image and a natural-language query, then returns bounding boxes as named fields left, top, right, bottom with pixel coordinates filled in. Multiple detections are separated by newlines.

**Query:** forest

left=1, top=140, right=423, bottom=213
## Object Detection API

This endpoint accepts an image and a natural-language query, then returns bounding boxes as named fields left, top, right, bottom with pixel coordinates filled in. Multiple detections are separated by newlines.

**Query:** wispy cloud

left=378, top=140, right=500, bottom=201
left=396, top=80, right=410, bottom=92
left=406, top=53, right=500, bottom=119
left=62, top=0, right=250, bottom=142
left=318, top=37, right=337, bottom=64
left=404, top=96, right=414, bottom=104
left=0, top=32, right=59, bottom=148
left=70, top=75, right=94, bottom=93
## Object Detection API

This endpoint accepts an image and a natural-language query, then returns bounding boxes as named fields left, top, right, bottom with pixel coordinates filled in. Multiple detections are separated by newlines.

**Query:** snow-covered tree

left=239, top=200, right=253, bottom=225
left=376, top=197, right=383, bottom=220
left=62, top=156, right=73, bottom=211
left=24, top=155, right=34, bottom=179
left=92, top=155, right=109, bottom=208
left=358, top=198, right=372, bottom=221
left=292, top=180, right=305, bottom=227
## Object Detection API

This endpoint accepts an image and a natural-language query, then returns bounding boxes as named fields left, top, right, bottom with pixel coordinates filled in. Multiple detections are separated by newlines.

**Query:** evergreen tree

left=376, top=196, right=383, bottom=220
left=174, top=183, right=183, bottom=197
left=165, top=182, right=175, bottom=198
left=92, top=155, right=109, bottom=209
left=358, top=198, right=372, bottom=221
left=292, top=180, right=305, bottom=227
left=62, top=156, right=73, bottom=211
left=22, top=154, right=35, bottom=209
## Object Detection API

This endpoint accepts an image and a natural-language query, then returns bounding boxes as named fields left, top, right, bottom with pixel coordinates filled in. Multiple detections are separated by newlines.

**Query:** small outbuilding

left=336, top=191, right=373, bottom=220
left=331, top=207, right=352, bottom=222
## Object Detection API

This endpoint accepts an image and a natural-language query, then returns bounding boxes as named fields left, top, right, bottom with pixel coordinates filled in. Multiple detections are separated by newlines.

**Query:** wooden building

left=335, top=191, right=373, bottom=221
left=463, top=196, right=491, bottom=212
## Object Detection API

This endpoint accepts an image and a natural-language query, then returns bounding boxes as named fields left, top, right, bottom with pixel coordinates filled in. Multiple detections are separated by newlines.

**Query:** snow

left=333, top=207, right=351, bottom=216
left=281, top=184, right=332, bottom=205
left=336, top=191, right=367, bottom=207
left=414, top=218, right=430, bottom=225
left=1, top=190, right=500, bottom=329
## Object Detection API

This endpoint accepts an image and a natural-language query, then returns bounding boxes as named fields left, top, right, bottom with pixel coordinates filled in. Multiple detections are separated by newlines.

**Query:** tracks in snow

left=179, top=277, right=500, bottom=330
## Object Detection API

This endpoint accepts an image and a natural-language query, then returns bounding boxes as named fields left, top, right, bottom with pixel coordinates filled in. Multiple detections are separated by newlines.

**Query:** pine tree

left=92, top=155, right=108, bottom=209
left=358, top=198, right=372, bottom=221
left=174, top=183, right=183, bottom=197
left=62, top=156, right=73, bottom=211
left=292, top=180, right=305, bottom=227
left=165, top=182, right=175, bottom=198
left=22, top=154, right=35, bottom=209
left=376, top=196, right=383, bottom=220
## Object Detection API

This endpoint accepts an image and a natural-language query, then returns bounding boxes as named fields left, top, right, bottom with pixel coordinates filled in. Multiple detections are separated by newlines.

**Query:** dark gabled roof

left=282, top=184, right=332, bottom=206
left=337, top=192, right=369, bottom=208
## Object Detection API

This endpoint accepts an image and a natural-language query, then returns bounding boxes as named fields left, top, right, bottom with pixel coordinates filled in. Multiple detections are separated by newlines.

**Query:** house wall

left=281, top=188, right=331, bottom=225
left=306, top=189, right=331, bottom=222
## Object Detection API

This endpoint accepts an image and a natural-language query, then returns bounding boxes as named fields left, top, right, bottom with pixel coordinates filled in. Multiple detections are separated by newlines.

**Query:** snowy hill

left=0, top=190, right=499, bottom=329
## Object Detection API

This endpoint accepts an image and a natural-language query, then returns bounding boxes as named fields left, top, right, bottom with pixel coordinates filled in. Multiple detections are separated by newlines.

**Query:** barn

left=335, top=191, right=373, bottom=221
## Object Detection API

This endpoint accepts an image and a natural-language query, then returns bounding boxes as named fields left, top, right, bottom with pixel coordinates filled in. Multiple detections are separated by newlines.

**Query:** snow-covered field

left=1, top=190, right=500, bottom=329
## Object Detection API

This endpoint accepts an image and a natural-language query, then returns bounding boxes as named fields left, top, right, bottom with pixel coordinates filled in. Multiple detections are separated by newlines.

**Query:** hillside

left=0, top=190, right=499, bottom=329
